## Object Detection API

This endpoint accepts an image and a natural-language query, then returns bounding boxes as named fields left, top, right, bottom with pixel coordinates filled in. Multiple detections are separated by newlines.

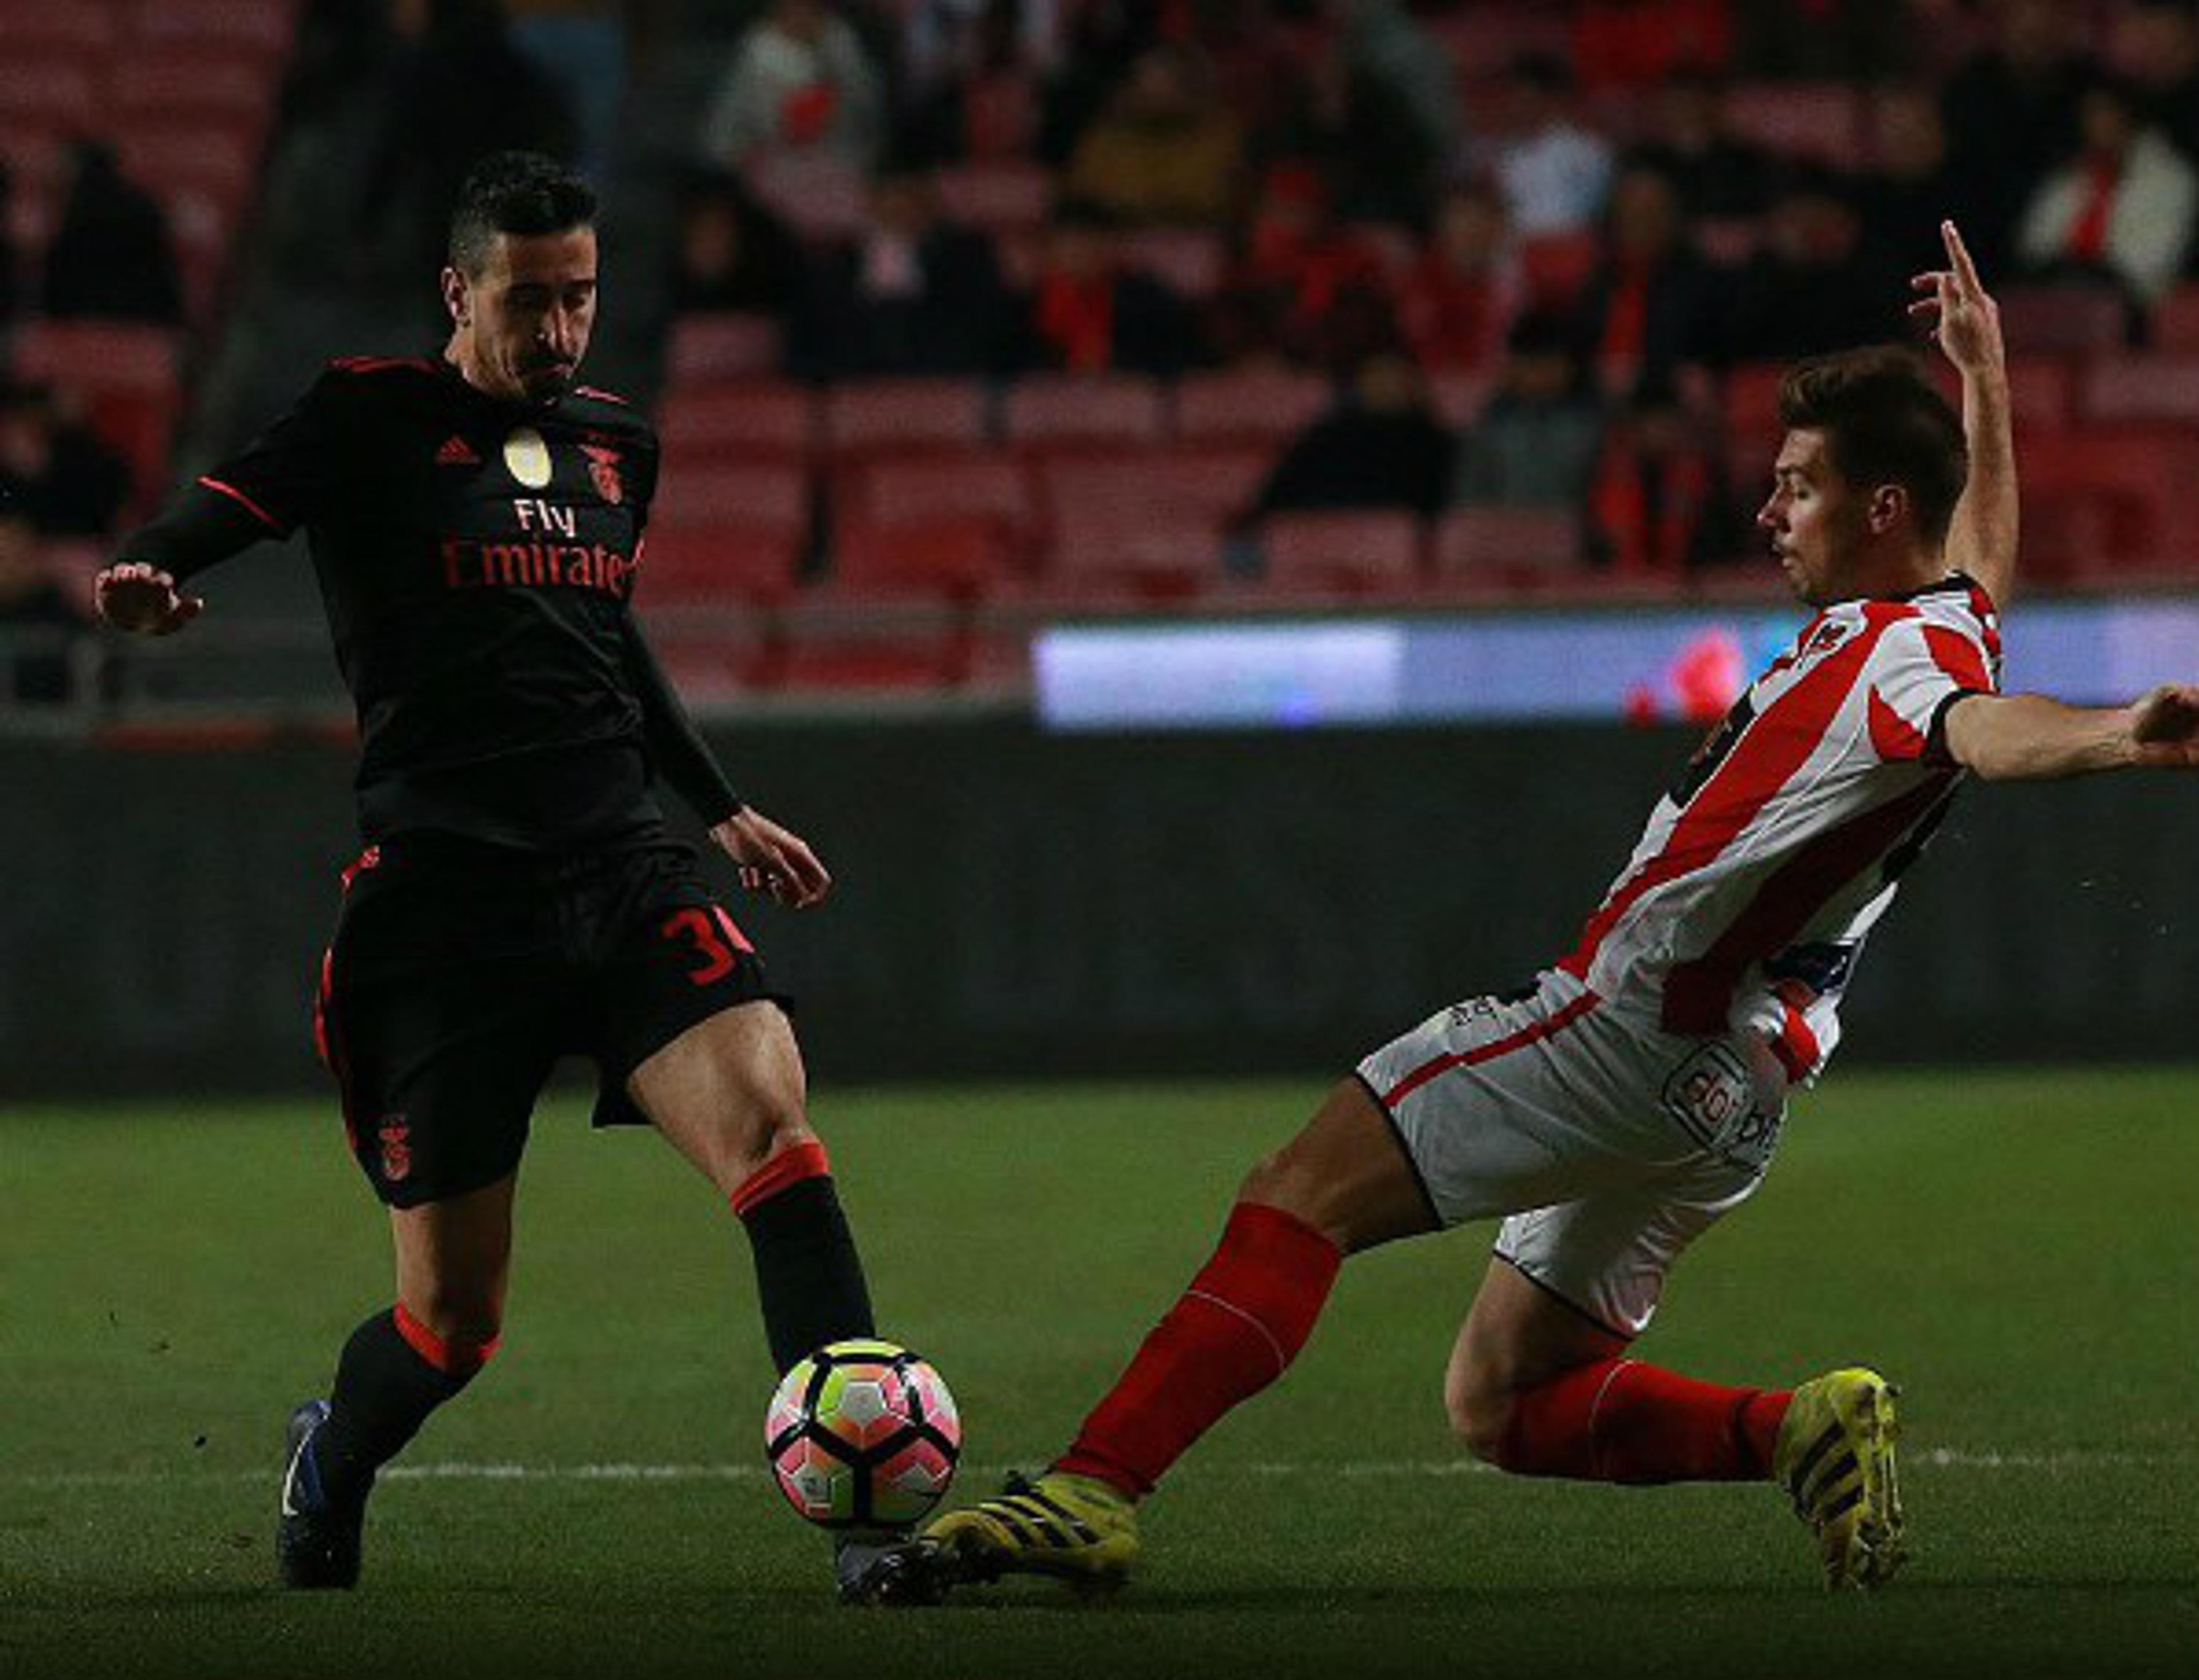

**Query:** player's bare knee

left=1444, top=1369, right=1518, bottom=1466
left=1235, top=1151, right=1340, bottom=1241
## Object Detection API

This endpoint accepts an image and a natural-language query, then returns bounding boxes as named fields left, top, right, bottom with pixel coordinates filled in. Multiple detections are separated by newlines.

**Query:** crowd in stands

left=5, top=0, right=2199, bottom=704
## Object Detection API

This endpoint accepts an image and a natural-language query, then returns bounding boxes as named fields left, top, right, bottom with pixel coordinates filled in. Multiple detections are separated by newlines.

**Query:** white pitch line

left=4, top=1447, right=2184, bottom=1490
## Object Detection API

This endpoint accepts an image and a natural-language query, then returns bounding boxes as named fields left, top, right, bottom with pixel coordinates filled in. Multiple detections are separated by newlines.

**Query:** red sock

left=1057, top=1202, right=1342, bottom=1497
left=1497, top=1357, right=1791, bottom=1484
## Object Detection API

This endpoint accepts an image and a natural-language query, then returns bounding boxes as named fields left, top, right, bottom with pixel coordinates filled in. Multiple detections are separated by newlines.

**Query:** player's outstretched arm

left=1944, top=684, right=2199, bottom=780
left=94, top=561, right=205, bottom=636
left=1910, top=220, right=2016, bottom=606
left=709, top=806, right=833, bottom=909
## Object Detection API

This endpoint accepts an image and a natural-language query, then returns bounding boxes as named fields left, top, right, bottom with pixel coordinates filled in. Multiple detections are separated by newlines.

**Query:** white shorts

left=1356, top=969, right=1788, bottom=1338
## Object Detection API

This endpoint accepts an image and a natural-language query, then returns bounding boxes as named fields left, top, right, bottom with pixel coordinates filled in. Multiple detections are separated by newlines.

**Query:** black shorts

left=313, top=833, right=785, bottom=1208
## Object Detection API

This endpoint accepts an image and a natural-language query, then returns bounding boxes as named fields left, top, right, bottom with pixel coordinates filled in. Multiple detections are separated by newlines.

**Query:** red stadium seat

left=0, top=57, right=98, bottom=131
left=2154, top=283, right=2199, bottom=352
left=1259, top=509, right=1424, bottom=597
left=657, top=382, right=817, bottom=461
left=1117, top=227, right=1226, bottom=298
left=962, top=69, right=1038, bottom=160
left=821, top=378, right=990, bottom=458
left=667, top=313, right=785, bottom=384
left=2005, top=356, right=2074, bottom=431
left=639, top=523, right=803, bottom=607
left=933, top=161, right=1052, bottom=234
left=1036, top=447, right=1267, bottom=594
left=1997, top=284, right=2127, bottom=354
left=836, top=450, right=1035, bottom=549
left=1721, top=81, right=1863, bottom=167
left=12, top=321, right=180, bottom=508
left=124, top=0, right=297, bottom=58
left=1429, top=507, right=1586, bottom=591
left=113, top=54, right=279, bottom=125
left=1172, top=368, right=1331, bottom=443
left=649, top=462, right=811, bottom=539
left=1721, top=361, right=1788, bottom=456
left=1002, top=374, right=1165, bottom=450
left=831, top=517, right=1014, bottom=600
left=2019, top=428, right=2197, bottom=578
left=2077, top=355, right=2199, bottom=424
left=0, top=1, right=119, bottom=52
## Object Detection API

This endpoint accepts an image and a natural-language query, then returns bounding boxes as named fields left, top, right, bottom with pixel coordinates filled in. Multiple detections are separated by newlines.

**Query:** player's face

left=1757, top=429, right=1869, bottom=607
left=446, top=226, right=598, bottom=406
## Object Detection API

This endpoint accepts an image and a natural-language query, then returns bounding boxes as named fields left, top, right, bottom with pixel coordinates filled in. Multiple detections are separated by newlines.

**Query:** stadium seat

left=1426, top=370, right=1493, bottom=430
left=821, top=378, right=990, bottom=458
left=640, top=523, right=803, bottom=606
left=124, top=0, right=298, bottom=59
left=1035, top=447, right=1266, bottom=596
left=2077, top=355, right=2199, bottom=424
left=1003, top=374, right=1166, bottom=450
left=2005, top=356, right=2074, bottom=431
left=0, top=58, right=98, bottom=130
left=657, top=382, right=817, bottom=461
left=1721, top=361, right=1788, bottom=456
left=1997, top=284, right=2127, bottom=354
left=1721, top=81, right=1863, bottom=167
left=649, top=462, right=812, bottom=539
left=962, top=69, right=1038, bottom=160
left=113, top=53, right=279, bottom=126
left=1258, top=509, right=1424, bottom=597
left=932, top=161, right=1053, bottom=235
left=2019, top=428, right=2197, bottom=578
left=666, top=313, right=785, bottom=384
left=1429, top=507, right=1587, bottom=592
left=2154, top=283, right=2199, bottom=352
left=0, top=0, right=119, bottom=52
left=1171, top=367, right=1331, bottom=443
left=835, top=451, right=1036, bottom=552
left=830, top=516, right=1014, bottom=601
left=12, top=321, right=180, bottom=510
left=1117, top=227, right=1227, bottom=298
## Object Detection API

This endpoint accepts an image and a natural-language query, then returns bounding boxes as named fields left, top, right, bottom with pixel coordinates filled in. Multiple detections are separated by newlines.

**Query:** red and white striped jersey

left=1558, top=574, right=2002, bottom=1081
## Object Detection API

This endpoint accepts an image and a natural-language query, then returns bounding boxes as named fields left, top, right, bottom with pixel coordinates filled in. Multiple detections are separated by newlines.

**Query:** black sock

left=313, top=1310, right=478, bottom=1507
left=739, top=1174, right=876, bottom=1374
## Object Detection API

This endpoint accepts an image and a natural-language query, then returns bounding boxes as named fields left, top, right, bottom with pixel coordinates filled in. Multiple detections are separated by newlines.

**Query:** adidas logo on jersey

left=435, top=435, right=480, bottom=467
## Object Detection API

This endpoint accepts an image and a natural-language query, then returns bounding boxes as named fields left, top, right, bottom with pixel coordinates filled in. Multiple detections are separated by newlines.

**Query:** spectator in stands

left=1396, top=179, right=1522, bottom=374
left=506, top=0, right=629, bottom=178
left=2017, top=70, right=2198, bottom=309
left=0, top=163, right=19, bottom=333
left=1623, top=68, right=1778, bottom=222
left=2115, top=0, right=2199, bottom=170
left=38, top=141, right=184, bottom=327
left=1939, top=0, right=2094, bottom=273
left=893, top=0, right=1061, bottom=165
left=1243, top=348, right=1455, bottom=523
left=1567, top=161, right=1727, bottom=395
left=1855, top=80, right=1972, bottom=275
left=0, top=512, right=88, bottom=705
left=1251, top=0, right=1459, bottom=228
left=671, top=167, right=805, bottom=317
left=1464, top=52, right=1614, bottom=238
left=1062, top=43, right=1247, bottom=228
left=1205, top=162, right=1398, bottom=373
left=1010, top=201, right=1200, bottom=378
left=699, top=0, right=886, bottom=188
left=1724, top=164, right=1905, bottom=360
left=1585, top=376, right=1740, bottom=575
left=789, top=166, right=1015, bottom=378
left=360, top=0, right=581, bottom=285
left=0, top=379, right=133, bottom=539
left=1449, top=311, right=1605, bottom=511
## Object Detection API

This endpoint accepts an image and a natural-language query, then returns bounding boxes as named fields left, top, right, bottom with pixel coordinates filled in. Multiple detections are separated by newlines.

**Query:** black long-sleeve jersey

left=118, top=354, right=740, bottom=849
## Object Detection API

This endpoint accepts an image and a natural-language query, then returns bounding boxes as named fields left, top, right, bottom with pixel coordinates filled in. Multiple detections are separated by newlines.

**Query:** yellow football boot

left=923, top=1470, right=1141, bottom=1591
left=1774, top=1366, right=1907, bottom=1590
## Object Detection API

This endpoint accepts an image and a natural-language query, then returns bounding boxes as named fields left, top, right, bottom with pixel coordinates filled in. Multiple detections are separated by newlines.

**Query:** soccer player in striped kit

left=866, top=222, right=2199, bottom=1601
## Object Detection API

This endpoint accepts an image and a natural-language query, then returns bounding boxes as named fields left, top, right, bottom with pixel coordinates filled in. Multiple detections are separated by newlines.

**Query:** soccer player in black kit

left=96, top=152, right=913, bottom=1602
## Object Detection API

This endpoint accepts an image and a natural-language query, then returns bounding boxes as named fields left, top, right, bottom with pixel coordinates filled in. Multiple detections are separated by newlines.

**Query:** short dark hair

left=1777, top=346, right=1967, bottom=546
left=448, top=151, right=595, bottom=275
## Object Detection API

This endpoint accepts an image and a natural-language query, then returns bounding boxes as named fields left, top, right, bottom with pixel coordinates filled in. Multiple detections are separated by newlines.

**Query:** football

left=764, top=1338, right=961, bottom=1529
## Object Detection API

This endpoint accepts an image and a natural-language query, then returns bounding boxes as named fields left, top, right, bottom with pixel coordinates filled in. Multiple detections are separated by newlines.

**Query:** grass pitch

left=2, top=1068, right=2194, bottom=1678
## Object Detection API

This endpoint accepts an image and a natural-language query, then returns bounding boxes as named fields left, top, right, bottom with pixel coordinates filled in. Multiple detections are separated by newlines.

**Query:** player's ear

left=1867, top=483, right=1908, bottom=536
left=441, top=265, right=470, bottom=329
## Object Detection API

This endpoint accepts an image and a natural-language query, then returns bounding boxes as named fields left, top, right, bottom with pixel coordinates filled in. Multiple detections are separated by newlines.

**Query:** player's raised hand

left=710, top=805, right=833, bottom=908
left=2128, top=683, right=2199, bottom=768
left=1909, top=219, right=2004, bottom=376
left=94, top=562, right=204, bottom=636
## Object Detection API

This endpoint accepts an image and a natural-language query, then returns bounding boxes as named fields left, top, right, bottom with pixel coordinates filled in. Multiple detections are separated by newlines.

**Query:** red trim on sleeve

left=1921, top=623, right=1992, bottom=692
left=729, top=1139, right=832, bottom=1218
left=196, top=475, right=286, bottom=533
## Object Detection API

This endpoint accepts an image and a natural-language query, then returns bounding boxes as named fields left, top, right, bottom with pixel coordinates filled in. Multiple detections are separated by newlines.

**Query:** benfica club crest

left=581, top=443, right=624, bottom=505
